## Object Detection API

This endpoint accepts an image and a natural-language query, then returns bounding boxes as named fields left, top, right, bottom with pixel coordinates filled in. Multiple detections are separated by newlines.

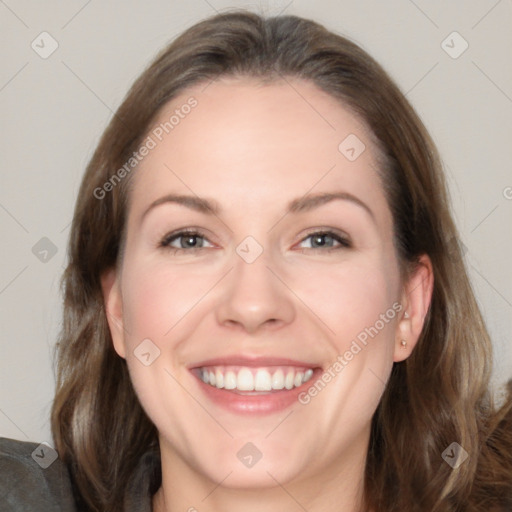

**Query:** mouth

left=189, top=356, right=322, bottom=414
left=196, top=365, right=314, bottom=392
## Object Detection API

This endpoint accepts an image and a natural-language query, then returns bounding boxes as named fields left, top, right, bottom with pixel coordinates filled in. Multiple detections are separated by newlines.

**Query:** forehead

left=129, top=76, right=388, bottom=220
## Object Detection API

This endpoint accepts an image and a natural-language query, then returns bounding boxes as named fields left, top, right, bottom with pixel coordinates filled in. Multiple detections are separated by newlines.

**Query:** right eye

left=159, top=229, right=215, bottom=253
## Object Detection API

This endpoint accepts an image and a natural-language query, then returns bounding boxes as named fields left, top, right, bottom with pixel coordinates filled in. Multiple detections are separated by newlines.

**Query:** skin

left=102, top=77, right=433, bottom=512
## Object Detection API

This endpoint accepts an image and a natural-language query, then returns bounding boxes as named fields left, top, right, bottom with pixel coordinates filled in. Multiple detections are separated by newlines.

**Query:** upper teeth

left=199, top=366, right=314, bottom=391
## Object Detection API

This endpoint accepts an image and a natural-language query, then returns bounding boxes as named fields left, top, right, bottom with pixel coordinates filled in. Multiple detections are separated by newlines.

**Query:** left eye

left=297, top=231, right=351, bottom=250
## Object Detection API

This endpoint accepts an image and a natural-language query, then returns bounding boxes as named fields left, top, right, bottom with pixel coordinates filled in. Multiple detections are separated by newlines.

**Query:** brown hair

left=51, top=10, right=512, bottom=511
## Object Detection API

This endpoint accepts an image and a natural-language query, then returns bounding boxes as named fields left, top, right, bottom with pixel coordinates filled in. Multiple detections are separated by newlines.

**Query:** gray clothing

left=0, top=437, right=160, bottom=511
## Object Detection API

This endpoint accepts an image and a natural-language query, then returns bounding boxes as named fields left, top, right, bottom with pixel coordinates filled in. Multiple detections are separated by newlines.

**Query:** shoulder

left=0, top=437, right=77, bottom=511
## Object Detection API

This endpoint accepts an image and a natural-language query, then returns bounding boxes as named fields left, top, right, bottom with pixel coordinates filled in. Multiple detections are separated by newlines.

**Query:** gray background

left=1, top=0, right=511, bottom=445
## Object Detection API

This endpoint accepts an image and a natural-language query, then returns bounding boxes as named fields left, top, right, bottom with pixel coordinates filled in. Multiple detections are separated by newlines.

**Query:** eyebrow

left=141, top=191, right=375, bottom=222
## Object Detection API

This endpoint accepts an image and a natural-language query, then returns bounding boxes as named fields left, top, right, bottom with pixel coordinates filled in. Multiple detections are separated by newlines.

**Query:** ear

left=394, top=254, right=434, bottom=362
left=100, top=268, right=126, bottom=359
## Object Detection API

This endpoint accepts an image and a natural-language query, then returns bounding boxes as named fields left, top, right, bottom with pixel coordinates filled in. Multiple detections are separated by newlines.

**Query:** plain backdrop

left=1, top=0, right=511, bottom=446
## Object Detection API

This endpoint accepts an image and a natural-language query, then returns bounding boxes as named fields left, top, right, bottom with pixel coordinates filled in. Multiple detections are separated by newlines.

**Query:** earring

left=400, top=339, right=407, bottom=348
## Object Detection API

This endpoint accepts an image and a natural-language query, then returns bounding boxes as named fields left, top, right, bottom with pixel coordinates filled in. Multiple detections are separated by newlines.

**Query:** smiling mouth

left=194, top=365, right=315, bottom=393
left=189, top=357, right=323, bottom=414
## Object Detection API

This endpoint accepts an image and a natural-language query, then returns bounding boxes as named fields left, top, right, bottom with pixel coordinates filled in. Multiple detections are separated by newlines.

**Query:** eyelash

left=158, top=228, right=352, bottom=254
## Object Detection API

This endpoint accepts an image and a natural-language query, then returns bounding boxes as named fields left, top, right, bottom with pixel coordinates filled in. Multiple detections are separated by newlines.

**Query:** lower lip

left=191, top=368, right=323, bottom=414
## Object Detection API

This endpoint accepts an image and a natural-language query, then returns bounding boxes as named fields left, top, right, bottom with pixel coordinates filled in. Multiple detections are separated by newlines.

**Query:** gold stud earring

left=400, top=339, right=407, bottom=348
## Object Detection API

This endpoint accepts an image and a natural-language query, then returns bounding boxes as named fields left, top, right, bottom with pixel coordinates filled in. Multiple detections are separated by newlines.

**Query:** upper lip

left=189, top=355, right=321, bottom=369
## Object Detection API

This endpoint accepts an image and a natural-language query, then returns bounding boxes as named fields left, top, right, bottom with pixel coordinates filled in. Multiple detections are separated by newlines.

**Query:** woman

left=2, top=9, right=511, bottom=512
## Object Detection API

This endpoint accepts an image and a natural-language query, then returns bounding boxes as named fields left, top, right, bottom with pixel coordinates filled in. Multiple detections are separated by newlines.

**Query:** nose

left=215, top=244, right=296, bottom=335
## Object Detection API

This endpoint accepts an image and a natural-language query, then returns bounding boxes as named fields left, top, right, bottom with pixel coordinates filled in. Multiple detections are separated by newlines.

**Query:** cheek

left=118, top=257, right=209, bottom=431
left=292, top=258, right=399, bottom=348
left=121, top=257, right=212, bottom=342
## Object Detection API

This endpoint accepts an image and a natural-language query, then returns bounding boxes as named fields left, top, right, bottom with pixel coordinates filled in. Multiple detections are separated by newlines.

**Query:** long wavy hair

left=51, top=10, right=512, bottom=512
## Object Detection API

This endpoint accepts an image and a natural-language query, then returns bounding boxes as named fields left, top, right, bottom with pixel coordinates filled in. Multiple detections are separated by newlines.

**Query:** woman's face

left=103, top=77, right=430, bottom=489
